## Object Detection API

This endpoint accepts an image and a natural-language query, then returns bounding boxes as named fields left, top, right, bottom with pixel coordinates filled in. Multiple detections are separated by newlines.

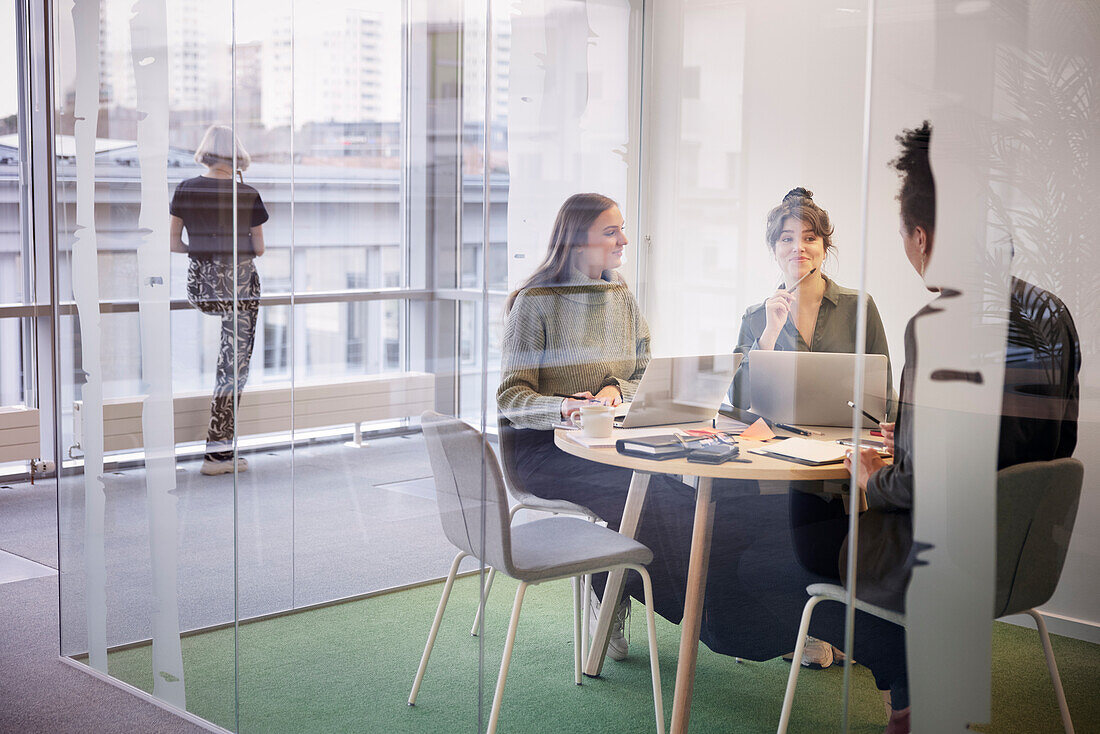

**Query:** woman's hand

left=561, top=391, right=597, bottom=420
left=251, top=225, right=265, bottom=256
left=169, top=215, right=188, bottom=253
left=594, top=384, right=623, bottom=406
left=844, top=447, right=887, bottom=491
left=759, top=289, right=794, bottom=350
left=879, top=422, right=895, bottom=454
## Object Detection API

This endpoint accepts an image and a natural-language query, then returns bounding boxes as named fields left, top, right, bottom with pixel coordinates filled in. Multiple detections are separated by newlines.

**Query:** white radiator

left=74, top=372, right=436, bottom=453
left=0, top=406, right=41, bottom=463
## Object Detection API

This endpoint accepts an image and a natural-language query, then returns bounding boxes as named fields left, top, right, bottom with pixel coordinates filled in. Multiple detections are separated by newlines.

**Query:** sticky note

left=739, top=417, right=776, bottom=441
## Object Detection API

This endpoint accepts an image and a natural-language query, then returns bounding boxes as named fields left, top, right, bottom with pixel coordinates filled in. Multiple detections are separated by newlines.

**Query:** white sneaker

left=200, top=457, right=249, bottom=476
left=782, top=636, right=841, bottom=669
left=589, top=589, right=630, bottom=661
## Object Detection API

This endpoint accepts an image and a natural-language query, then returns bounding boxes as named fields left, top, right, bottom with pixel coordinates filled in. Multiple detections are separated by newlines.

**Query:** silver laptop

left=616, top=354, right=742, bottom=428
left=748, top=351, right=888, bottom=427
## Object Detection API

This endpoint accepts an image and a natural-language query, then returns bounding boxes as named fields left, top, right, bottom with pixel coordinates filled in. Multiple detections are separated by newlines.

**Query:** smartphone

left=687, top=444, right=740, bottom=464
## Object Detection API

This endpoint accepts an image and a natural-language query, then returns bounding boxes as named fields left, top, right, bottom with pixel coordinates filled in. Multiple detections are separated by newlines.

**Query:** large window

left=0, top=0, right=27, bottom=409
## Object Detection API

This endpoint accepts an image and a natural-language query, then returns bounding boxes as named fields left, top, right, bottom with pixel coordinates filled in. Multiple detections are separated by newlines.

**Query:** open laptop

left=748, top=351, right=888, bottom=428
left=615, top=354, right=742, bottom=428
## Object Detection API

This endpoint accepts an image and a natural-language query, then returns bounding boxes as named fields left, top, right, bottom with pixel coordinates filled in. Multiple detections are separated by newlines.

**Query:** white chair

left=467, top=417, right=600, bottom=639
left=777, top=457, right=1084, bottom=734
left=408, top=411, right=664, bottom=734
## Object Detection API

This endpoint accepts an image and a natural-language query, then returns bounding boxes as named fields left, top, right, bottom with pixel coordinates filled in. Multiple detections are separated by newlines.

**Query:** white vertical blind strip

left=130, top=0, right=187, bottom=708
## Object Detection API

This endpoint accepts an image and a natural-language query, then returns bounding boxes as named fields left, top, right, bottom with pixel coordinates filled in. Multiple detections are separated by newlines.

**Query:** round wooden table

left=556, top=425, right=867, bottom=734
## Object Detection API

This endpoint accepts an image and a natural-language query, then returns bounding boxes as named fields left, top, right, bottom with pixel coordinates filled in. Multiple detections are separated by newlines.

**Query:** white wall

left=640, top=0, right=929, bottom=366
left=995, top=0, right=1100, bottom=641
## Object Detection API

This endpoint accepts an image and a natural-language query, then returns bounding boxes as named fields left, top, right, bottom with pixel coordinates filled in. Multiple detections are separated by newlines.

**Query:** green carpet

left=100, top=575, right=1099, bottom=733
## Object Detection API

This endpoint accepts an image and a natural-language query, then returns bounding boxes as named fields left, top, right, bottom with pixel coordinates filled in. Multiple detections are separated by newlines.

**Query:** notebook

left=751, top=437, right=847, bottom=466
left=564, top=426, right=687, bottom=449
left=615, top=434, right=689, bottom=461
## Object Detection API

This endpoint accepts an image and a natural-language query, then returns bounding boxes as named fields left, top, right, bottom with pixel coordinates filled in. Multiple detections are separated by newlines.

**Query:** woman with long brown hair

left=498, top=193, right=697, bottom=662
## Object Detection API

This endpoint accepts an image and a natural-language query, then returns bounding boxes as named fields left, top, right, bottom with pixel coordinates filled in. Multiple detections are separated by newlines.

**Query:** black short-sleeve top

left=170, top=175, right=269, bottom=258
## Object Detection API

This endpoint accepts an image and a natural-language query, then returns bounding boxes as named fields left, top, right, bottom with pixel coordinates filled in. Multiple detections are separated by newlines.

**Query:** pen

left=775, top=422, right=814, bottom=436
left=847, top=400, right=883, bottom=425
left=554, top=393, right=602, bottom=403
left=786, top=267, right=817, bottom=294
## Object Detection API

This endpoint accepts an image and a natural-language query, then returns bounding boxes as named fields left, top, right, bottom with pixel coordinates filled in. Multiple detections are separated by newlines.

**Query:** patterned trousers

left=187, top=256, right=260, bottom=461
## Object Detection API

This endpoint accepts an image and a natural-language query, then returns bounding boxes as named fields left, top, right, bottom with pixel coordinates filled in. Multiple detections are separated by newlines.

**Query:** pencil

left=787, top=267, right=817, bottom=293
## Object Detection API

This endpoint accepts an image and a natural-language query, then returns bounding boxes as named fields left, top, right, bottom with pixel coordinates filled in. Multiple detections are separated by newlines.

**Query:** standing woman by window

left=170, top=125, right=269, bottom=475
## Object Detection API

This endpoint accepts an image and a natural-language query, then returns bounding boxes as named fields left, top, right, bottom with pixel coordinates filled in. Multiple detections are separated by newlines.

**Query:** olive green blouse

left=729, top=276, right=897, bottom=418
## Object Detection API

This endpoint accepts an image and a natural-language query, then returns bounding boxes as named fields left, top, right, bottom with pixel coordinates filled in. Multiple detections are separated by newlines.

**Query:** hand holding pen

left=761, top=267, right=817, bottom=350
left=557, top=391, right=616, bottom=420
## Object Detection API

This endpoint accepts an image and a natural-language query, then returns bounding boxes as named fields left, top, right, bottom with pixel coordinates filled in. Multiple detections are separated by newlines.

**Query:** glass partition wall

left=28, top=0, right=1100, bottom=732
left=49, top=0, right=651, bottom=731
left=52, top=0, right=495, bottom=730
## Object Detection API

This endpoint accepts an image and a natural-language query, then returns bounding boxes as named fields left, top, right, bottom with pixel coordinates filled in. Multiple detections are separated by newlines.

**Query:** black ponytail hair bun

left=783, top=187, right=813, bottom=202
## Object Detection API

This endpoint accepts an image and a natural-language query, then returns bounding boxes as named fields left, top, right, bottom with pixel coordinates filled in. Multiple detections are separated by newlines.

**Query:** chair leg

left=408, top=551, right=467, bottom=706
left=630, top=564, right=665, bottom=734
left=1026, top=609, right=1075, bottom=734
left=777, top=594, right=825, bottom=734
left=470, top=566, right=497, bottom=637
left=573, top=576, right=583, bottom=685
left=581, top=573, right=593, bottom=669
left=487, top=582, right=528, bottom=734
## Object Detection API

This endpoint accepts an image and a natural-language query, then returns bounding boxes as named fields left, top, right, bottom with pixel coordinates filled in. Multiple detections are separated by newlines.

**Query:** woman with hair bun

left=711, top=187, right=896, bottom=668
left=729, top=187, right=894, bottom=410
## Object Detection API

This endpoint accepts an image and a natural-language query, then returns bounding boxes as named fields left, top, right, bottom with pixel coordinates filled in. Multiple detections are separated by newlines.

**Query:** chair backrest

left=497, top=414, right=598, bottom=518
left=496, top=415, right=529, bottom=501
left=421, top=411, right=515, bottom=576
left=995, top=457, right=1084, bottom=617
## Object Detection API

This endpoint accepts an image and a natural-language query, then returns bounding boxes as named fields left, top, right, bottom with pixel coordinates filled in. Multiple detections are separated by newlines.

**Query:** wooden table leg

left=670, top=476, right=715, bottom=734
left=584, top=470, right=652, bottom=677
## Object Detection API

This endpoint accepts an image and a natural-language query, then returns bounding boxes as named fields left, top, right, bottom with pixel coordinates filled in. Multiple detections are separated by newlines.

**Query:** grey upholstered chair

left=777, top=457, right=1084, bottom=734
left=408, top=412, right=664, bottom=734
left=467, top=416, right=600, bottom=637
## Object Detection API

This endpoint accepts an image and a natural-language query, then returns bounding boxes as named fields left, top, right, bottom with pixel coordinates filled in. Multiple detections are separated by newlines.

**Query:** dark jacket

left=866, top=278, right=1080, bottom=511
